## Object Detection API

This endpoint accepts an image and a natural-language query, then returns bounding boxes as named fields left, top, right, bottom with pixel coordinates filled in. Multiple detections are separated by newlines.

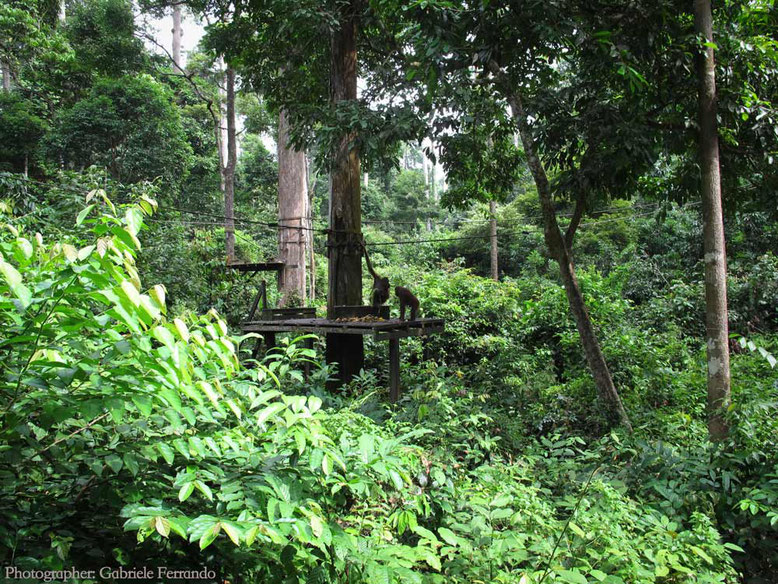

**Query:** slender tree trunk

left=510, top=94, right=632, bottom=431
left=490, top=200, right=498, bottom=281
left=430, top=163, right=437, bottom=200
left=694, top=0, right=731, bottom=440
left=172, top=5, right=183, bottom=71
left=223, top=67, right=237, bottom=263
left=2, top=64, right=10, bottom=91
left=306, top=155, right=317, bottom=301
left=278, top=109, right=308, bottom=305
left=326, top=1, right=364, bottom=382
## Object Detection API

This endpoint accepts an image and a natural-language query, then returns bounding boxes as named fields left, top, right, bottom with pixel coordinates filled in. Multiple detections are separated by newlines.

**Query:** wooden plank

left=389, top=338, right=400, bottom=403
left=260, top=307, right=316, bottom=321
left=333, top=305, right=390, bottom=319
left=247, top=282, right=264, bottom=321
left=227, top=262, right=285, bottom=272
left=241, top=318, right=445, bottom=337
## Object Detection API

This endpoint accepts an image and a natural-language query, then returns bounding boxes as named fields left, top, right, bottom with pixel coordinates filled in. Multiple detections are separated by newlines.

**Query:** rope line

left=146, top=202, right=701, bottom=248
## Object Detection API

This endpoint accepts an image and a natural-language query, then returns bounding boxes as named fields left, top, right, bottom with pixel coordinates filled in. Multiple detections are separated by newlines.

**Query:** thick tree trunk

left=510, top=94, right=632, bottom=431
left=172, top=5, right=183, bottom=71
left=223, top=67, right=236, bottom=263
left=489, top=200, right=498, bottom=281
left=278, top=109, right=309, bottom=306
left=694, top=0, right=731, bottom=441
left=326, top=2, right=364, bottom=382
left=2, top=64, right=10, bottom=91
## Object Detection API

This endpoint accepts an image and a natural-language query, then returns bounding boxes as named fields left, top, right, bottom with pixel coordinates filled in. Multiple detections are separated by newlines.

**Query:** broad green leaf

left=199, top=524, right=221, bottom=550
left=438, top=527, right=459, bottom=547
left=310, top=515, right=324, bottom=538
left=221, top=521, right=242, bottom=546
left=157, top=443, right=175, bottom=465
left=179, top=483, right=195, bottom=502
left=154, top=516, right=170, bottom=538
left=257, top=401, right=285, bottom=425
left=0, top=258, right=32, bottom=307
left=76, top=204, right=96, bottom=226
left=557, top=569, right=588, bottom=584
left=105, top=454, right=123, bottom=474
left=173, top=318, right=190, bottom=342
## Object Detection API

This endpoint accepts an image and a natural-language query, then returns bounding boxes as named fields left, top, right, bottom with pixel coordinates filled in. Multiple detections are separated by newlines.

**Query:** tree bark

left=172, top=5, right=183, bottom=71
left=278, top=109, right=309, bottom=306
left=489, top=200, right=498, bottom=281
left=694, top=0, right=731, bottom=441
left=223, top=67, right=237, bottom=263
left=306, top=155, right=317, bottom=301
left=326, top=1, right=364, bottom=382
left=510, top=94, right=632, bottom=431
left=2, top=64, right=10, bottom=91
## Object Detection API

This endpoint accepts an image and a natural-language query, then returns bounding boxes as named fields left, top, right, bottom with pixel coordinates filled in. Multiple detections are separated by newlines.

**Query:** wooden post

left=263, top=332, right=277, bottom=353
left=389, top=338, right=400, bottom=403
left=303, top=337, right=314, bottom=380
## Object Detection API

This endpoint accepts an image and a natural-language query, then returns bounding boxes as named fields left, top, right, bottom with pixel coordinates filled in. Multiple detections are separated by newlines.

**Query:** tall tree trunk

left=510, top=94, right=632, bottom=431
left=694, top=0, right=731, bottom=440
left=489, top=200, right=498, bottom=281
left=172, top=5, right=183, bottom=71
left=326, top=1, right=364, bottom=382
left=278, top=109, right=309, bottom=305
left=223, top=67, right=236, bottom=263
left=2, top=64, right=10, bottom=91
left=306, top=155, right=317, bottom=302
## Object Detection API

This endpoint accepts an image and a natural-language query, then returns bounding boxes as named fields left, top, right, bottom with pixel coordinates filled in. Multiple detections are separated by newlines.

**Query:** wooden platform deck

left=241, top=317, right=444, bottom=340
left=227, top=261, right=285, bottom=273
left=241, top=317, right=445, bottom=402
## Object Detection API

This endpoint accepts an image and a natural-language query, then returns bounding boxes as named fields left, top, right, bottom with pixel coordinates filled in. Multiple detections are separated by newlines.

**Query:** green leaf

left=125, top=208, right=143, bottom=235
left=438, top=527, right=459, bottom=546
left=199, top=524, right=221, bottom=549
left=557, top=569, right=588, bottom=584
left=154, top=516, right=170, bottom=538
left=179, top=483, right=195, bottom=502
left=412, top=525, right=438, bottom=543
left=589, top=570, right=607, bottom=582
left=221, top=521, right=242, bottom=546
left=157, top=443, right=175, bottom=465
left=310, top=515, right=324, bottom=538
left=0, top=258, right=32, bottom=307
left=418, top=547, right=441, bottom=571
left=690, top=546, right=713, bottom=564
left=76, top=204, right=96, bottom=226
left=195, top=481, right=213, bottom=501
left=257, top=401, right=285, bottom=425
left=105, top=454, right=123, bottom=474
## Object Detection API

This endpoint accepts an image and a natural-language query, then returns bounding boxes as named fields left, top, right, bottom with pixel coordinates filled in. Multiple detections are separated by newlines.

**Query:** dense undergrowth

left=0, top=183, right=776, bottom=584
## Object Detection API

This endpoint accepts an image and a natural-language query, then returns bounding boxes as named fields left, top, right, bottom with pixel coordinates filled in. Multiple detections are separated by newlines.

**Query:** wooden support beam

left=389, top=338, right=400, bottom=403
left=263, top=332, right=277, bottom=353
left=303, top=336, right=313, bottom=380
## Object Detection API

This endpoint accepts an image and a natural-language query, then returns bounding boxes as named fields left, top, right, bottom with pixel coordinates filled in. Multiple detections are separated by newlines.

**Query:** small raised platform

left=241, top=316, right=445, bottom=401
left=241, top=317, right=443, bottom=341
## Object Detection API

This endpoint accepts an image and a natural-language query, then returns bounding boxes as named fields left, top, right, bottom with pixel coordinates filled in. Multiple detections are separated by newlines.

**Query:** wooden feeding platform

left=226, top=261, right=285, bottom=273
left=241, top=306, right=444, bottom=402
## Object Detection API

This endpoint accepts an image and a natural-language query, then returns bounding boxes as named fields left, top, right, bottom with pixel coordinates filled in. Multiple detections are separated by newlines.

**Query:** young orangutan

left=361, top=243, right=390, bottom=306
left=395, top=286, right=419, bottom=321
